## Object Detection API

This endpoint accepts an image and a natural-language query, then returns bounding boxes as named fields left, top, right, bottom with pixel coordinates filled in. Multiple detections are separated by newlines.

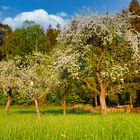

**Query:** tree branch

left=96, top=72, right=102, bottom=86
left=97, top=50, right=105, bottom=72
left=105, top=80, right=110, bottom=90
left=83, top=80, right=100, bottom=95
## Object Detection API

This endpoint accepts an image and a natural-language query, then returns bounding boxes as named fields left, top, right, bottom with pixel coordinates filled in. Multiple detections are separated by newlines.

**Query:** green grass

left=0, top=106, right=140, bottom=140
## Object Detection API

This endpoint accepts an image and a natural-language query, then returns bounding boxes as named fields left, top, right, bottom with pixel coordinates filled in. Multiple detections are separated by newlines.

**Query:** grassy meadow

left=0, top=106, right=140, bottom=140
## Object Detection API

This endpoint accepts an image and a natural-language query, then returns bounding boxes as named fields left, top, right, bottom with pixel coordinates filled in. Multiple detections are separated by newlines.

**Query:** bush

left=70, top=104, right=96, bottom=113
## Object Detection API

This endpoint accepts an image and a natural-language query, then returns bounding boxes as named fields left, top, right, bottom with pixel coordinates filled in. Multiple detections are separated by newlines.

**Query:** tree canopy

left=0, top=0, right=140, bottom=116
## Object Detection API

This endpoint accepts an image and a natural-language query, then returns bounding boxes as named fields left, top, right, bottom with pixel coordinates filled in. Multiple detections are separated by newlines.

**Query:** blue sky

left=0, top=0, right=139, bottom=29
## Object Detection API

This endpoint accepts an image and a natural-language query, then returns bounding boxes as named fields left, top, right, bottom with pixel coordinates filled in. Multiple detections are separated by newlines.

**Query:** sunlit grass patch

left=0, top=106, right=140, bottom=140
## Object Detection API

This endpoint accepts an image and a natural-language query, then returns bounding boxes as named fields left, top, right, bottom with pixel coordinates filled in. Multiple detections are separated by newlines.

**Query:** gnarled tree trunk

left=5, top=94, right=12, bottom=114
left=95, top=94, right=98, bottom=107
left=5, top=88, right=12, bottom=114
left=63, top=94, right=66, bottom=115
left=34, top=98, right=40, bottom=119
left=100, top=87, right=108, bottom=116
left=96, top=72, right=108, bottom=116
left=130, top=94, right=133, bottom=110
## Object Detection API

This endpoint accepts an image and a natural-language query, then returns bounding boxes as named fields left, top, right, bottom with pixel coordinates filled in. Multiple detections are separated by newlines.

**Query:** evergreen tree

left=0, top=23, right=12, bottom=60
left=129, top=0, right=140, bottom=14
left=129, top=0, right=140, bottom=32
left=46, top=24, right=60, bottom=49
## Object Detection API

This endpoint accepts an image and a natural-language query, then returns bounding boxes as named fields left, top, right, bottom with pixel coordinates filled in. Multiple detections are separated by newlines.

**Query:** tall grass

left=0, top=106, right=140, bottom=140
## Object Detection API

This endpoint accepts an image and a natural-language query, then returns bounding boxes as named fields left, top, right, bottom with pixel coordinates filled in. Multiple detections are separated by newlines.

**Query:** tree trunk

left=96, top=71, right=108, bottom=116
left=130, top=94, right=133, bottom=110
left=63, top=95, right=66, bottom=115
left=41, top=98, right=45, bottom=114
left=34, top=99, right=40, bottom=119
left=5, top=94, right=12, bottom=114
left=35, top=37, right=38, bottom=52
left=95, top=94, right=98, bottom=107
left=100, top=88, right=108, bottom=116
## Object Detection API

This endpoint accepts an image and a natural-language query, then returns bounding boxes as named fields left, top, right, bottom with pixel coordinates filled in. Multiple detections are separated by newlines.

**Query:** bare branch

left=83, top=80, right=100, bottom=95
left=105, top=80, right=110, bottom=90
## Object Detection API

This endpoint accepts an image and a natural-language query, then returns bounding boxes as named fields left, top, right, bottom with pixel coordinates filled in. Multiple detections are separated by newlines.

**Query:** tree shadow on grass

left=15, top=109, right=36, bottom=114
left=67, top=111, right=100, bottom=116
left=15, top=108, right=64, bottom=115
left=44, top=109, right=100, bottom=115
left=14, top=108, right=100, bottom=116
left=44, top=109, right=63, bottom=115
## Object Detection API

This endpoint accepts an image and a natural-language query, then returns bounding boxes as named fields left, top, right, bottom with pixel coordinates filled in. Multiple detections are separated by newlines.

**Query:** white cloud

left=1, top=6, right=11, bottom=10
left=56, top=12, right=68, bottom=18
left=2, top=9, right=68, bottom=30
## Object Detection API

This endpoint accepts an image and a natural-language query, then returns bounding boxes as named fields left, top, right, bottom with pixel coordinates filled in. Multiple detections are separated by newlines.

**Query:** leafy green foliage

left=6, top=25, right=48, bottom=58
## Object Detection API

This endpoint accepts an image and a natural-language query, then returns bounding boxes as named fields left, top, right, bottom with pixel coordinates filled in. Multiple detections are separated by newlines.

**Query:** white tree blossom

left=57, top=10, right=140, bottom=115
left=58, top=11, right=140, bottom=83
left=0, top=60, right=21, bottom=92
